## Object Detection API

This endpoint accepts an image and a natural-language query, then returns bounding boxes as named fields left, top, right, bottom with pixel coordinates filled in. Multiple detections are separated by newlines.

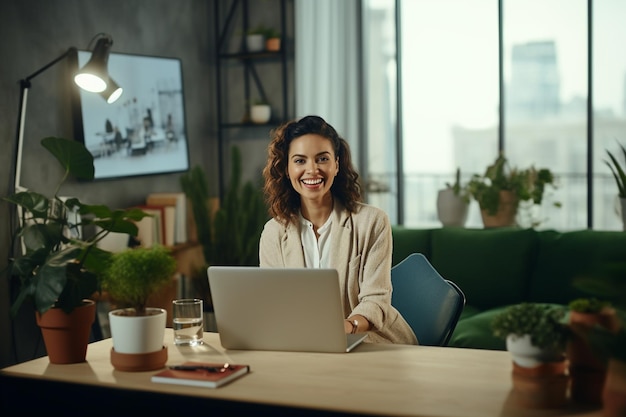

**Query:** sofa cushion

left=448, top=306, right=508, bottom=350
left=530, top=230, right=626, bottom=305
left=391, top=227, right=433, bottom=266
left=449, top=303, right=566, bottom=350
left=430, top=227, right=538, bottom=311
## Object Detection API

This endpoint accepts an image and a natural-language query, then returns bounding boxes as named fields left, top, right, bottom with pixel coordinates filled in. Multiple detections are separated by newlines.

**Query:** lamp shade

left=100, top=76, right=123, bottom=104
left=74, top=36, right=113, bottom=93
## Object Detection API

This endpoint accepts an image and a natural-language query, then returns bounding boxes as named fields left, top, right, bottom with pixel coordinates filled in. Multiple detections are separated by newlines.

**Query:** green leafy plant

left=101, top=245, right=177, bottom=315
left=4, top=137, right=148, bottom=316
left=467, top=153, right=560, bottom=226
left=569, top=297, right=612, bottom=313
left=181, top=145, right=268, bottom=267
left=491, top=303, right=570, bottom=351
left=605, top=143, right=626, bottom=198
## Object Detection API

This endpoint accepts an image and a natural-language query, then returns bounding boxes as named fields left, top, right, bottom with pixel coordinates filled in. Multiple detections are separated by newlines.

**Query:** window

left=399, top=0, right=498, bottom=228
left=593, top=0, right=626, bottom=230
left=504, top=0, right=587, bottom=230
left=361, top=0, right=626, bottom=230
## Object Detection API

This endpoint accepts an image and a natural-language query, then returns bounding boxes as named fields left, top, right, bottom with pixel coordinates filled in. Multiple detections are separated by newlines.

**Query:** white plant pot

left=506, top=333, right=562, bottom=368
left=250, top=104, right=271, bottom=124
left=436, top=188, right=468, bottom=227
left=246, top=34, right=264, bottom=52
left=109, top=307, right=166, bottom=354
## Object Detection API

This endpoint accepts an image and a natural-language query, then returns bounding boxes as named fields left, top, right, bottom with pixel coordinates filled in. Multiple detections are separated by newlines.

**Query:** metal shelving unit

left=213, top=0, right=290, bottom=197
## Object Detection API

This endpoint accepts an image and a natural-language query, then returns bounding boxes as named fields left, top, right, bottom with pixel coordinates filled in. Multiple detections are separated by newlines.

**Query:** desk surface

left=1, top=330, right=601, bottom=417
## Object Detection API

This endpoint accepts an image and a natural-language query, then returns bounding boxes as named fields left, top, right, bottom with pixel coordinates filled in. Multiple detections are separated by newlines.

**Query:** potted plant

left=436, top=167, right=470, bottom=227
left=605, top=143, right=626, bottom=230
left=245, top=25, right=266, bottom=52
left=492, top=303, right=570, bottom=409
left=102, top=244, right=177, bottom=371
left=492, top=303, right=570, bottom=368
left=467, top=153, right=560, bottom=228
left=4, top=137, right=147, bottom=364
left=573, top=268, right=626, bottom=416
left=263, top=27, right=281, bottom=51
left=567, top=297, right=618, bottom=405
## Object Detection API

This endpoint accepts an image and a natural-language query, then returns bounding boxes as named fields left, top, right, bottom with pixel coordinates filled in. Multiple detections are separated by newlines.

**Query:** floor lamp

left=11, top=33, right=123, bottom=198
left=9, top=33, right=124, bottom=256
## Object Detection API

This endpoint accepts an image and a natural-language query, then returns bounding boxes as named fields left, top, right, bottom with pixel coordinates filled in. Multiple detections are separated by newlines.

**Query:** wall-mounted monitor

left=70, top=50, right=190, bottom=180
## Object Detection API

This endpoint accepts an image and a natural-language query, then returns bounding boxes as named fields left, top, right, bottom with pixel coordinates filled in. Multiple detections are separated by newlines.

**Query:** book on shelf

left=134, top=210, right=162, bottom=248
left=151, top=362, right=250, bottom=388
left=136, top=205, right=166, bottom=246
left=146, top=192, right=187, bottom=244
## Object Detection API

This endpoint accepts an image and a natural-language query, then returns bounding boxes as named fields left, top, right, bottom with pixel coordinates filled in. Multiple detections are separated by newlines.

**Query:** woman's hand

left=344, top=315, right=370, bottom=334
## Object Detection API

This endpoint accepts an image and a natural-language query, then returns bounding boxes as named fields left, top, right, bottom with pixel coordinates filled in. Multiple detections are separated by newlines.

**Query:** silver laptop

left=207, top=266, right=367, bottom=353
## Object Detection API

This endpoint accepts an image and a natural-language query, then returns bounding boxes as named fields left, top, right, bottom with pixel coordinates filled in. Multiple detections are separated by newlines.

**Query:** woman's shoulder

left=261, top=217, right=292, bottom=236
left=348, top=203, right=391, bottom=229
left=353, top=202, right=389, bottom=219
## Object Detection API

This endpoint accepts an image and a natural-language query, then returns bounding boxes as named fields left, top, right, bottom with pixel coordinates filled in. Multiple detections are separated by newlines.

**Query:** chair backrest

left=391, top=253, right=466, bottom=346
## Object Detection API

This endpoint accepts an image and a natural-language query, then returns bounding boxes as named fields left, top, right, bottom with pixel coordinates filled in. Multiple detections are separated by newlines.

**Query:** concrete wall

left=0, top=0, right=219, bottom=367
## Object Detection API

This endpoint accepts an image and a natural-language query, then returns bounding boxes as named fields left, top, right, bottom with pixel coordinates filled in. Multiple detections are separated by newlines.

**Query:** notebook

left=207, top=266, right=367, bottom=353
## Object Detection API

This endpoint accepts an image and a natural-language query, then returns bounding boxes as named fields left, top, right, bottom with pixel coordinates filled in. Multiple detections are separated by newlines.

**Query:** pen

left=169, top=364, right=231, bottom=373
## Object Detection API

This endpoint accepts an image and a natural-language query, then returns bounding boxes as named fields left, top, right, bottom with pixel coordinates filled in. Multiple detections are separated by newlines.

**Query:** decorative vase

left=250, top=104, right=271, bottom=124
left=436, top=188, right=468, bottom=227
left=35, top=299, right=96, bottom=364
left=108, top=307, right=167, bottom=372
left=480, top=190, right=518, bottom=228
left=603, top=359, right=626, bottom=417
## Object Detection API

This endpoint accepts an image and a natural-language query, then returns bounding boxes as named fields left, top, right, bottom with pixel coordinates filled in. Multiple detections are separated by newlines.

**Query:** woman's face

left=287, top=134, right=339, bottom=204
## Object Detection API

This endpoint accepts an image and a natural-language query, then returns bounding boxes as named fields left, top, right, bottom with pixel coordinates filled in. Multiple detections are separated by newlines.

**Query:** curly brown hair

left=262, top=115, right=362, bottom=226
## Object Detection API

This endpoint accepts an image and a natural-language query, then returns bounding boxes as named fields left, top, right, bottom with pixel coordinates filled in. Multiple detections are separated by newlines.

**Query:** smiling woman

left=259, top=115, right=418, bottom=345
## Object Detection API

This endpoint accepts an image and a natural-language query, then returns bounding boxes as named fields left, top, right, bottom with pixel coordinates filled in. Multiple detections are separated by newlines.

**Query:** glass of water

left=172, top=298, right=204, bottom=346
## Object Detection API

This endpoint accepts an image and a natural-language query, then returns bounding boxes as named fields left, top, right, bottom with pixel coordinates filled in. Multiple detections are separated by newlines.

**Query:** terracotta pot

left=511, top=361, right=569, bottom=409
left=603, top=359, right=626, bottom=417
left=266, top=37, right=280, bottom=51
left=568, top=309, right=620, bottom=405
left=480, top=190, right=518, bottom=228
left=35, top=300, right=96, bottom=364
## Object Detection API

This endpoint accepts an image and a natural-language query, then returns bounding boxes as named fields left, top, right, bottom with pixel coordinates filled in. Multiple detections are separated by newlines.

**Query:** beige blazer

left=259, top=202, right=418, bottom=345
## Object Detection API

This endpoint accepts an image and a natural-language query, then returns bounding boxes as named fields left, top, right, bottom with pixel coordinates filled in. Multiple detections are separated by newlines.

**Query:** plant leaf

left=41, top=137, right=95, bottom=181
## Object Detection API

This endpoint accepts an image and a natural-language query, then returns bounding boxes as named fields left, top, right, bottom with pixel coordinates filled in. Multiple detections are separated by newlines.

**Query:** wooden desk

left=0, top=330, right=602, bottom=417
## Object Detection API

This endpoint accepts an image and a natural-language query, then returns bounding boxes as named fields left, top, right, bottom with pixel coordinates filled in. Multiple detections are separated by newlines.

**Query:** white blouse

left=299, top=213, right=332, bottom=268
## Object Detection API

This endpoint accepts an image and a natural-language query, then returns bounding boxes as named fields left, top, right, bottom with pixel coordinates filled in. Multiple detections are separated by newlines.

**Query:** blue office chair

left=391, top=253, right=466, bottom=346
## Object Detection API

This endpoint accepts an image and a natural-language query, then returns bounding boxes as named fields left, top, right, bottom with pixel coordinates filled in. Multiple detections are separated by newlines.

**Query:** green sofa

left=390, top=226, right=626, bottom=350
